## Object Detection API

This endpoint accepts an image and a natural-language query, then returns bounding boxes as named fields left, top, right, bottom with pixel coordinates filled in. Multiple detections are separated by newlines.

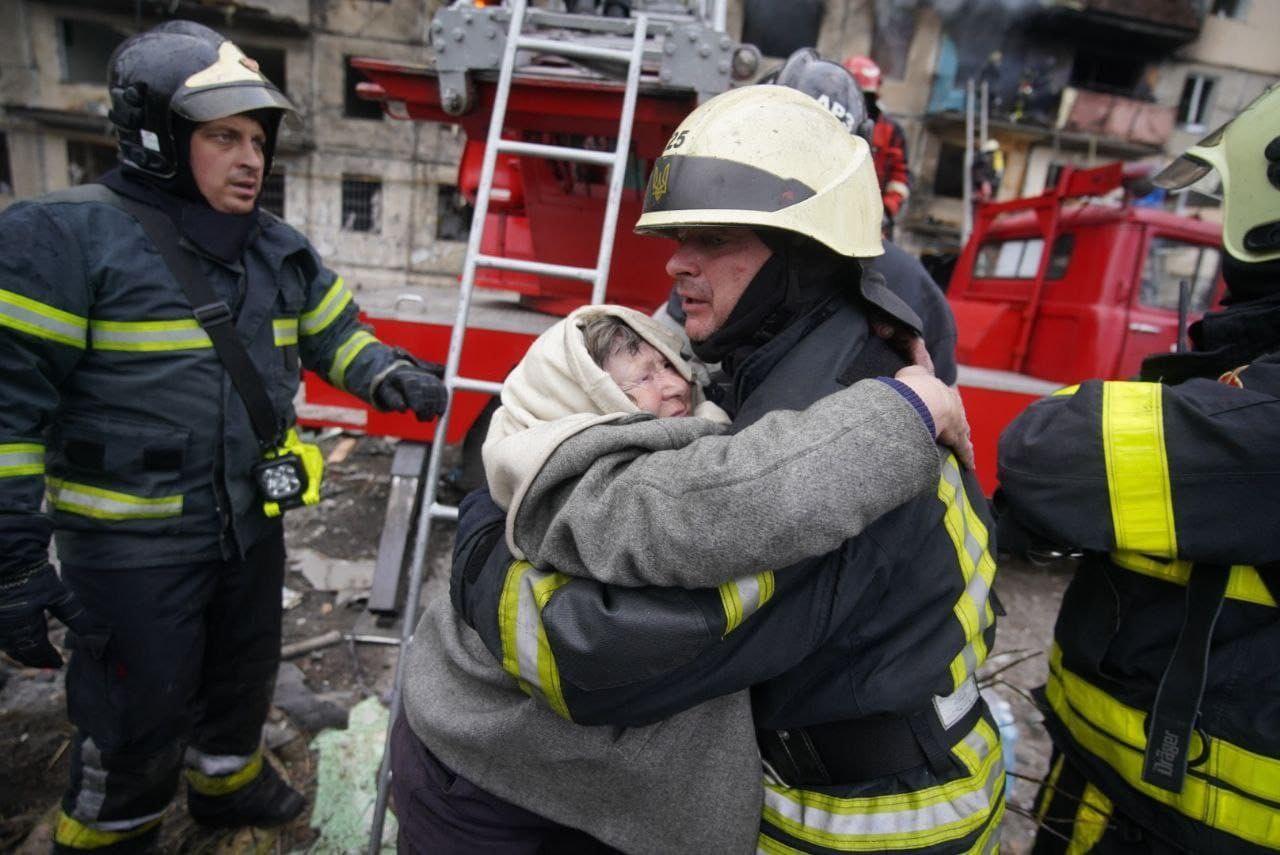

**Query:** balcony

left=1036, top=0, right=1203, bottom=45
left=1054, top=86, right=1174, bottom=148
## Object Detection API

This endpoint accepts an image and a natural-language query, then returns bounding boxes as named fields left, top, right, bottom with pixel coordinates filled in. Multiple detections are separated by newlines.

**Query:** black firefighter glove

left=373, top=354, right=448, bottom=421
left=0, top=561, right=108, bottom=668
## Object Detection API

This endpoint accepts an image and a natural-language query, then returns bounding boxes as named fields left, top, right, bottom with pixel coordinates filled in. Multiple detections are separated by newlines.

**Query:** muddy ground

left=1, top=432, right=1072, bottom=853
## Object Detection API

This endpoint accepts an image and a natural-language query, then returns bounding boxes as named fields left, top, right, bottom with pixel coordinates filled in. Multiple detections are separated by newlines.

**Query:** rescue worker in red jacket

left=998, top=83, right=1280, bottom=853
left=843, top=55, right=911, bottom=235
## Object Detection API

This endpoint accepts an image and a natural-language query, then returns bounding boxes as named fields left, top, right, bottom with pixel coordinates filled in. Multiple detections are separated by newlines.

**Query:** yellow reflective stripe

left=89, top=317, right=212, bottom=351
left=273, top=317, right=298, bottom=347
left=1068, top=782, right=1113, bottom=854
left=330, top=330, right=376, bottom=391
left=1053, top=383, right=1081, bottom=397
left=497, top=560, right=573, bottom=721
left=1102, top=382, right=1177, bottom=557
left=184, top=749, right=263, bottom=796
left=0, top=288, right=88, bottom=348
left=300, top=276, right=352, bottom=337
left=55, top=812, right=161, bottom=849
left=1047, top=645, right=1280, bottom=848
left=761, top=718, right=1004, bottom=851
left=1037, top=754, right=1065, bottom=824
left=757, top=834, right=807, bottom=854
left=1111, top=551, right=1275, bottom=607
left=936, top=454, right=997, bottom=690
left=0, top=442, right=44, bottom=478
left=46, top=477, right=182, bottom=520
left=718, top=571, right=775, bottom=636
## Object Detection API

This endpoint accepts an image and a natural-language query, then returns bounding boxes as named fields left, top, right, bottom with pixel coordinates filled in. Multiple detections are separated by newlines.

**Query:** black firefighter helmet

left=107, top=20, right=296, bottom=180
left=764, top=47, right=876, bottom=143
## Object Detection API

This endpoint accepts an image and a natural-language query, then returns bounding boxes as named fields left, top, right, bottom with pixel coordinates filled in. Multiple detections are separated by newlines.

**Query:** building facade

left=0, top=0, right=468, bottom=310
left=2, top=0, right=1276, bottom=294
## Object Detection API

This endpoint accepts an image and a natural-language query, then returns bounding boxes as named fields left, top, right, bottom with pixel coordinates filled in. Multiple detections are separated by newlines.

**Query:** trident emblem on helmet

left=650, top=161, right=671, bottom=203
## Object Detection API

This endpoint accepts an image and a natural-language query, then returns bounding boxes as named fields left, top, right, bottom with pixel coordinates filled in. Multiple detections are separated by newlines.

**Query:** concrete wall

left=1183, top=3, right=1280, bottom=76
left=0, top=0, right=468, bottom=298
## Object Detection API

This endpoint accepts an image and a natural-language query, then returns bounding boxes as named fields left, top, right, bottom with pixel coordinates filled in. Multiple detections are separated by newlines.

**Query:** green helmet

left=1154, top=82, right=1280, bottom=265
left=635, top=85, right=884, bottom=258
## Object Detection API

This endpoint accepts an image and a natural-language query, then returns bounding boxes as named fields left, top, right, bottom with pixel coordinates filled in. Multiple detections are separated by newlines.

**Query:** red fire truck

left=947, top=162, right=1222, bottom=490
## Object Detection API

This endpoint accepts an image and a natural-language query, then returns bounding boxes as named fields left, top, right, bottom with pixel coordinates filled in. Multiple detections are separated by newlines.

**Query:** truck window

left=973, top=235, right=1073, bottom=280
left=1139, top=238, right=1220, bottom=312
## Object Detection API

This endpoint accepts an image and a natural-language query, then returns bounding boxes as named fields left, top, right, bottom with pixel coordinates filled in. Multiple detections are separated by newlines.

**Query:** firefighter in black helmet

left=999, top=83, right=1280, bottom=853
left=0, top=21, right=446, bottom=852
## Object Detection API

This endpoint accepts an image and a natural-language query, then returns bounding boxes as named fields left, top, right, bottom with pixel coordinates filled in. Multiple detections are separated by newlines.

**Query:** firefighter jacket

left=0, top=184, right=400, bottom=570
left=998, top=337, right=1280, bottom=851
left=871, top=114, right=910, bottom=219
left=456, top=295, right=1006, bottom=853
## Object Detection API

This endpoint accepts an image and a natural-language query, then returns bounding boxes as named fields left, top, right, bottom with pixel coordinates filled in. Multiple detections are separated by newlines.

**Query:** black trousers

left=59, top=529, right=285, bottom=827
left=389, top=709, right=620, bottom=855
left=1032, top=751, right=1187, bottom=855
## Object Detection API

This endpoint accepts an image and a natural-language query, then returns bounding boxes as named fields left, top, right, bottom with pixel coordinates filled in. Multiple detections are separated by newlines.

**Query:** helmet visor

left=171, top=82, right=297, bottom=124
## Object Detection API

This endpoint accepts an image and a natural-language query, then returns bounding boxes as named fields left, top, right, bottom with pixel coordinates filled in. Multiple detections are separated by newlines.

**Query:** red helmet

left=842, top=55, right=881, bottom=94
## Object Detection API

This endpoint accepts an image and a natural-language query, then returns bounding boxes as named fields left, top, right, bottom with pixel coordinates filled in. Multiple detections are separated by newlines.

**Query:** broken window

left=1069, top=48, right=1144, bottom=95
left=1177, top=74, right=1216, bottom=131
left=260, top=169, right=286, bottom=218
left=0, top=133, right=11, bottom=195
left=344, top=57, right=384, bottom=120
left=741, top=0, right=822, bottom=59
left=243, top=45, right=287, bottom=93
left=436, top=185, right=473, bottom=242
left=341, top=175, right=381, bottom=232
left=66, top=140, right=117, bottom=186
left=932, top=142, right=966, bottom=199
left=59, top=19, right=128, bottom=84
left=1210, top=0, right=1249, bottom=19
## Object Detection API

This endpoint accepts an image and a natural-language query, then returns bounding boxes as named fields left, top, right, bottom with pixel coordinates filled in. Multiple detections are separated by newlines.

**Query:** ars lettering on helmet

left=815, top=95, right=856, bottom=134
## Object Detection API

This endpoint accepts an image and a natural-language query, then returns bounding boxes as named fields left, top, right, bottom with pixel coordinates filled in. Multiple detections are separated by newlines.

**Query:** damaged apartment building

left=2, top=0, right=1277, bottom=296
left=0, top=0, right=470, bottom=309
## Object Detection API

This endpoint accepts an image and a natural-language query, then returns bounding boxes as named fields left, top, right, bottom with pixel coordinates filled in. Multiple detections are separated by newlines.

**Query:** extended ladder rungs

left=495, top=138, right=617, bottom=166
left=515, top=35, right=633, bottom=63
left=450, top=376, right=504, bottom=396
left=475, top=253, right=597, bottom=282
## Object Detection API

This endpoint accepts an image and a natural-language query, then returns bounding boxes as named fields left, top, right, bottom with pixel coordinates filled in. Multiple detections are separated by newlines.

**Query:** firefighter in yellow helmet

left=999, top=83, right=1280, bottom=853
left=431, top=84, right=1004, bottom=853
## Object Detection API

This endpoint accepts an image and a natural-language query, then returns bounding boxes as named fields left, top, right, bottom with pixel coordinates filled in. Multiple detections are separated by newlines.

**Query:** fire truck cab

left=948, top=162, right=1224, bottom=490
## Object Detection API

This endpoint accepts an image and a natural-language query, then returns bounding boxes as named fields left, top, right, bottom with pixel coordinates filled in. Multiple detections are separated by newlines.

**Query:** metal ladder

left=367, top=2, right=650, bottom=848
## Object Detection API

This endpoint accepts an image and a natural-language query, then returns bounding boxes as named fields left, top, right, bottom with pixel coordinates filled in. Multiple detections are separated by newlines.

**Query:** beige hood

left=483, top=304, right=728, bottom=557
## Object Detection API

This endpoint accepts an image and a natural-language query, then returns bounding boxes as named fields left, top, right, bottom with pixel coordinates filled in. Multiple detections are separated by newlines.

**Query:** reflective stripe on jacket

left=999, top=353, right=1280, bottom=852
left=0, top=184, right=399, bottom=568
left=458, top=296, right=1004, bottom=852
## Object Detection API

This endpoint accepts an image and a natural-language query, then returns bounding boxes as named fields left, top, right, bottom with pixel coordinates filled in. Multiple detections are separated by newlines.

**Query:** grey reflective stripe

left=498, top=561, right=572, bottom=719
left=937, top=455, right=996, bottom=688
left=73, top=737, right=108, bottom=822
left=47, top=477, right=183, bottom=520
left=300, top=276, right=352, bottom=337
left=0, top=288, right=88, bottom=348
left=273, top=317, right=298, bottom=347
left=184, top=746, right=257, bottom=777
left=719, top=570, right=776, bottom=635
left=761, top=719, right=1005, bottom=846
left=90, top=319, right=212, bottom=352
left=0, top=443, right=44, bottom=477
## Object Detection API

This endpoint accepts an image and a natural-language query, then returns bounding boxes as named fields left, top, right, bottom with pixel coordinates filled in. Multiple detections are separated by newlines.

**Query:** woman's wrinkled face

left=603, top=341, right=693, bottom=418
